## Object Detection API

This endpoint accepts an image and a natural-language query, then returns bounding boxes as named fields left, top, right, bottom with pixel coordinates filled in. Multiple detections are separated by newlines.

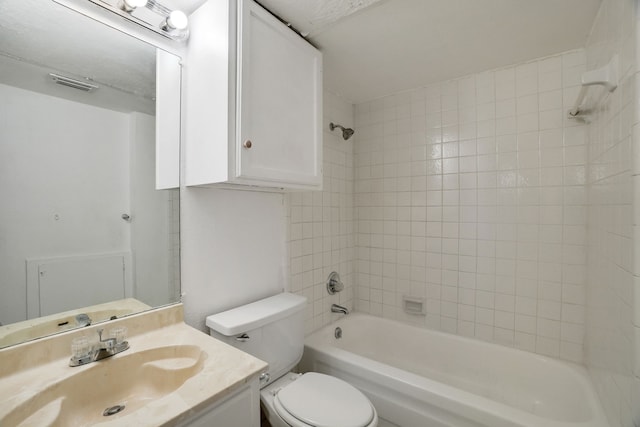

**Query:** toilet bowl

left=206, top=293, right=378, bottom=427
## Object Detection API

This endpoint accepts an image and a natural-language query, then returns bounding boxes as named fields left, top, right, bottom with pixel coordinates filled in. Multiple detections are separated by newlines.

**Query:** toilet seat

left=273, top=372, right=375, bottom=427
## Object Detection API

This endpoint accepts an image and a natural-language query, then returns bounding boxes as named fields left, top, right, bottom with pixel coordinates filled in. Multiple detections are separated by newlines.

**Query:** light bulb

left=119, top=0, right=147, bottom=12
left=163, top=10, right=188, bottom=31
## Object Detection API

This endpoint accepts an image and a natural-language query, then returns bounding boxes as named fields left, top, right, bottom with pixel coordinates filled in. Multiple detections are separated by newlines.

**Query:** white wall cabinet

left=185, top=0, right=323, bottom=190
left=176, top=379, right=260, bottom=427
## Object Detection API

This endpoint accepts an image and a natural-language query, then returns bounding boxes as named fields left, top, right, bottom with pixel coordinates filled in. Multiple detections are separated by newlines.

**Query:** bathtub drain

left=335, top=327, right=342, bottom=339
left=103, top=404, right=126, bottom=416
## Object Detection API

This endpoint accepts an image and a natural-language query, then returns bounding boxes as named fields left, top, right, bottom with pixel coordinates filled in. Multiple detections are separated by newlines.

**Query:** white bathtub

left=298, top=314, right=609, bottom=427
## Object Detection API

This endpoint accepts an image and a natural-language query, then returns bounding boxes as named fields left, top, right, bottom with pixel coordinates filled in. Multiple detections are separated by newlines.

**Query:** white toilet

left=206, top=292, right=378, bottom=427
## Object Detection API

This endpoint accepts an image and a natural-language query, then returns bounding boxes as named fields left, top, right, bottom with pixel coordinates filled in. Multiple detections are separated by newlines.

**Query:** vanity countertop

left=0, top=304, right=268, bottom=426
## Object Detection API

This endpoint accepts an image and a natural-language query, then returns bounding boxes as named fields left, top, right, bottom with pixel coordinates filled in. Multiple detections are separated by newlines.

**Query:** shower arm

left=329, top=122, right=355, bottom=140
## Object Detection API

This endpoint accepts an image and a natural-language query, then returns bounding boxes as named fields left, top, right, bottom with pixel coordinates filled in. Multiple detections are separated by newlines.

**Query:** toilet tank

left=206, top=293, right=306, bottom=386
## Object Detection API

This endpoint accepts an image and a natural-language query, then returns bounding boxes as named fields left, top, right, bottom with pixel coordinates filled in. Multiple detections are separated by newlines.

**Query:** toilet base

left=260, top=373, right=303, bottom=427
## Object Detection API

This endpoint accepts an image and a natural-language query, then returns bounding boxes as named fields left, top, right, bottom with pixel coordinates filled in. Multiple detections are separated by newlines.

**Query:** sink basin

left=3, top=345, right=206, bottom=426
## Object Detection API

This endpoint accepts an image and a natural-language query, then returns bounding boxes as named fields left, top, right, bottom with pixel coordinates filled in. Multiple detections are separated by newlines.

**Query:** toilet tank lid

left=206, top=292, right=307, bottom=336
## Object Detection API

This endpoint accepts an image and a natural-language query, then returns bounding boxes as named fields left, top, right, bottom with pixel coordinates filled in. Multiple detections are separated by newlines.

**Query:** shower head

left=330, top=122, right=355, bottom=140
left=342, top=127, right=355, bottom=140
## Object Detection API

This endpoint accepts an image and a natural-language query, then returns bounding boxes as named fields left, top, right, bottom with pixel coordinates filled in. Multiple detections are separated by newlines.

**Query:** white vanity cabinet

left=185, top=0, right=323, bottom=190
left=177, top=378, right=260, bottom=427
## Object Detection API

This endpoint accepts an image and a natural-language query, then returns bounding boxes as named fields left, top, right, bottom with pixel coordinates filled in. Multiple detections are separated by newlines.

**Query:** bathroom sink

left=0, top=305, right=268, bottom=427
left=2, top=345, right=206, bottom=426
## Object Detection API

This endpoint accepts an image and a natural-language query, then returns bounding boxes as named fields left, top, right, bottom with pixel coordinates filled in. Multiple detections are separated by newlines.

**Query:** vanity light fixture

left=81, top=0, right=190, bottom=41
left=118, top=0, right=147, bottom=13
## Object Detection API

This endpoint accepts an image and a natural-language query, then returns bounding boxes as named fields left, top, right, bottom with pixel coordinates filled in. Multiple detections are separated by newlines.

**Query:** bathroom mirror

left=0, top=0, right=181, bottom=348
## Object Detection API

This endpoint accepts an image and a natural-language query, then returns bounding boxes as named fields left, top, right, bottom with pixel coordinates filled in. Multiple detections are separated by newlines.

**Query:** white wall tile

left=288, top=91, right=356, bottom=333
left=351, top=48, right=592, bottom=364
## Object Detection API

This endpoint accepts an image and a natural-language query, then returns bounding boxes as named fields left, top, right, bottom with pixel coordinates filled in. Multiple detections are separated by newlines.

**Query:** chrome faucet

left=74, top=313, right=92, bottom=327
left=331, top=304, right=349, bottom=315
left=69, top=327, right=129, bottom=367
left=95, top=328, right=118, bottom=354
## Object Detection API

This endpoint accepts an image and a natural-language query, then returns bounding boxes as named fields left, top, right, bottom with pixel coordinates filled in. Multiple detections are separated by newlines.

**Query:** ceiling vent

left=49, top=73, right=99, bottom=92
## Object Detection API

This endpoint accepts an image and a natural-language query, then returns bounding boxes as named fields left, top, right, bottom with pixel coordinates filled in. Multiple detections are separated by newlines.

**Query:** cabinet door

left=237, top=0, right=322, bottom=187
left=176, top=381, right=260, bottom=427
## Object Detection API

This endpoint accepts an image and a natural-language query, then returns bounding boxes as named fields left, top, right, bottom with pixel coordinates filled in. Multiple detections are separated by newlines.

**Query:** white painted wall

left=0, top=83, right=130, bottom=324
left=180, top=187, right=287, bottom=331
left=130, top=112, right=177, bottom=307
left=0, top=83, right=177, bottom=326
left=584, top=0, right=639, bottom=425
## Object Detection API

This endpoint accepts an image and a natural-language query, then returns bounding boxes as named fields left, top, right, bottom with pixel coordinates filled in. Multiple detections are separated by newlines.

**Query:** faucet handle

left=71, top=336, right=91, bottom=360
left=110, top=327, right=128, bottom=345
left=69, top=327, right=129, bottom=367
left=327, top=271, right=344, bottom=294
left=97, top=328, right=117, bottom=351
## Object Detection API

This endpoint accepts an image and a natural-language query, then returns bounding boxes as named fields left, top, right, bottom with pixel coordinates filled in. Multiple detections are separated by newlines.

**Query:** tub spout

left=331, top=304, right=349, bottom=315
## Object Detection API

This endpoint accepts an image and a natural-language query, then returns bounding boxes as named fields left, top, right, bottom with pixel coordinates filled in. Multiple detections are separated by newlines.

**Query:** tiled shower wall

left=584, top=0, right=639, bottom=425
left=287, top=91, right=356, bottom=334
left=353, top=50, right=589, bottom=362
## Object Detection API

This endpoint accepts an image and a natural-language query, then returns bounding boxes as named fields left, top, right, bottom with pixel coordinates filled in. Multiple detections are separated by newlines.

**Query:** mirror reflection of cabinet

left=156, top=49, right=181, bottom=190
left=185, top=0, right=322, bottom=190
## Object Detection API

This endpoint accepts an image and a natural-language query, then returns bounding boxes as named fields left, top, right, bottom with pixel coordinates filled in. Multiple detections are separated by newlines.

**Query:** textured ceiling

left=260, top=0, right=603, bottom=103
left=258, top=0, right=386, bottom=36
left=0, top=0, right=159, bottom=101
left=3, top=0, right=603, bottom=106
